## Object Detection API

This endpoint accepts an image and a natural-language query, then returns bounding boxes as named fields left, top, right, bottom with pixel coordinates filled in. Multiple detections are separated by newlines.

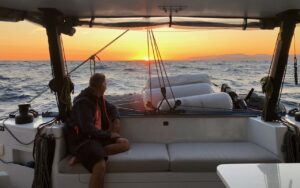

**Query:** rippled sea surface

left=0, top=60, right=299, bottom=117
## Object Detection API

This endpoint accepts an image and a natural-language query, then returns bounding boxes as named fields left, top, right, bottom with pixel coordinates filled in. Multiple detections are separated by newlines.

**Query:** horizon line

left=1, top=53, right=300, bottom=62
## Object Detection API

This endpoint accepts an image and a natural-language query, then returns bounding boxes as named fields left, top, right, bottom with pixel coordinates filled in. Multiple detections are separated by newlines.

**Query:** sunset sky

left=0, top=21, right=299, bottom=61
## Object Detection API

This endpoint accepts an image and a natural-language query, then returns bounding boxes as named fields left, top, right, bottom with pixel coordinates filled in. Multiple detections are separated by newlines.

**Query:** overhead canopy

left=0, top=0, right=300, bottom=29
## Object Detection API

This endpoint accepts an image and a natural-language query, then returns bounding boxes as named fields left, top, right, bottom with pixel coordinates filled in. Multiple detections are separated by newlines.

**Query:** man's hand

left=111, top=132, right=120, bottom=139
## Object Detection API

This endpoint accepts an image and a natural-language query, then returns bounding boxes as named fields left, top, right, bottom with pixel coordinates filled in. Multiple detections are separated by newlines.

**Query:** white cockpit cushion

left=59, top=143, right=169, bottom=173
left=168, top=142, right=281, bottom=172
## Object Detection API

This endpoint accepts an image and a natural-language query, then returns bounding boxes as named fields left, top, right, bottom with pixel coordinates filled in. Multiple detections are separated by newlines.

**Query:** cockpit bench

left=59, top=142, right=279, bottom=174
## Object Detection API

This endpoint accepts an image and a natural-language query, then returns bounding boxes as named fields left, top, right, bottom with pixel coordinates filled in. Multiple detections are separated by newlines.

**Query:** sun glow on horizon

left=143, top=56, right=150, bottom=61
left=0, top=21, right=300, bottom=61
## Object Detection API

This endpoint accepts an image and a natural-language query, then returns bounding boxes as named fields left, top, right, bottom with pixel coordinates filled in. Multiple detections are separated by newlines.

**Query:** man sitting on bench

left=65, top=73, right=130, bottom=188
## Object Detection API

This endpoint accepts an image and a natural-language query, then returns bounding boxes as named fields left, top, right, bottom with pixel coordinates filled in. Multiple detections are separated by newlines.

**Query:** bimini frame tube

left=42, top=9, right=71, bottom=120
left=263, top=10, right=298, bottom=121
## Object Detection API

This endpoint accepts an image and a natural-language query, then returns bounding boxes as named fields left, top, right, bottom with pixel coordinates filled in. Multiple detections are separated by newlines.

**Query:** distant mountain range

left=189, top=54, right=300, bottom=61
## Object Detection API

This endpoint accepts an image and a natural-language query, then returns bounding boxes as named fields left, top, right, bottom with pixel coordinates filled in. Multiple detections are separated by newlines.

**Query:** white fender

left=158, top=92, right=233, bottom=111
left=142, top=83, right=214, bottom=110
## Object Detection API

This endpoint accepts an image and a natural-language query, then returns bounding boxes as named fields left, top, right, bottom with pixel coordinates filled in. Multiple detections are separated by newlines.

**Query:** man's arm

left=105, top=100, right=121, bottom=133
left=111, top=119, right=121, bottom=133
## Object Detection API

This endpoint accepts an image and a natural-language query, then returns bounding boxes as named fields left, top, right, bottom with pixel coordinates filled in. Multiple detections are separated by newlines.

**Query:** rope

left=280, top=118, right=300, bottom=162
left=148, top=30, right=167, bottom=109
left=27, top=87, right=49, bottom=104
left=148, top=30, right=162, bottom=88
left=147, top=29, right=176, bottom=110
left=151, top=30, right=166, bottom=88
left=69, top=29, right=129, bottom=75
left=89, top=55, right=99, bottom=75
left=32, top=134, right=56, bottom=188
left=1, top=118, right=35, bottom=145
left=59, top=76, right=73, bottom=113
left=151, top=31, right=176, bottom=102
left=31, top=118, right=57, bottom=188
left=0, top=118, right=56, bottom=146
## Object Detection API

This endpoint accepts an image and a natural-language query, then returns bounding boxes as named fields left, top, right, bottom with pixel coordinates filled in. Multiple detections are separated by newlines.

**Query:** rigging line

left=149, top=29, right=163, bottom=86
left=149, top=30, right=161, bottom=87
left=150, top=30, right=166, bottom=88
left=147, top=29, right=153, bottom=103
left=152, top=29, right=175, bottom=102
left=278, top=34, right=298, bottom=110
left=148, top=30, right=171, bottom=110
left=149, top=30, right=173, bottom=110
left=149, top=31, right=171, bottom=110
left=150, top=30, right=176, bottom=102
left=149, top=30, right=162, bottom=88
left=69, top=29, right=129, bottom=75
left=27, top=86, right=49, bottom=104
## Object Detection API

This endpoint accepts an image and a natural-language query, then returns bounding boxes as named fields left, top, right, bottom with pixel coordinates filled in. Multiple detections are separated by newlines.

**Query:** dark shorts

left=76, top=138, right=117, bottom=172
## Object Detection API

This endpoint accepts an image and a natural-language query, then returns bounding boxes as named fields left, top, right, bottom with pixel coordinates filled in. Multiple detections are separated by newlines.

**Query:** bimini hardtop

left=1, top=0, right=300, bottom=30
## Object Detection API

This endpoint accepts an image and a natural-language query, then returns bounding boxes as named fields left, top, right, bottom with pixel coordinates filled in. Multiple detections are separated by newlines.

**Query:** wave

left=0, top=75, right=10, bottom=80
left=0, top=60, right=299, bottom=117
left=0, top=93, right=31, bottom=102
left=123, top=68, right=136, bottom=72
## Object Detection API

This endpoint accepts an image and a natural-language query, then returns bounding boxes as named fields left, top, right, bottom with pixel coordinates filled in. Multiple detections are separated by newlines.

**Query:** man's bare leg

left=90, top=160, right=106, bottom=188
left=69, top=138, right=129, bottom=167
left=104, top=138, right=130, bottom=155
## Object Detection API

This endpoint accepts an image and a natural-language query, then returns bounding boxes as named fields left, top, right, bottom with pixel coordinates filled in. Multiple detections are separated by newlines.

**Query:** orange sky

left=0, top=21, right=299, bottom=61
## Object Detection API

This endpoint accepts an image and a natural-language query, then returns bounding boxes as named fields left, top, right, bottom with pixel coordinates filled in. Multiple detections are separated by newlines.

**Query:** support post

left=43, top=9, right=71, bottom=120
left=262, top=11, right=298, bottom=121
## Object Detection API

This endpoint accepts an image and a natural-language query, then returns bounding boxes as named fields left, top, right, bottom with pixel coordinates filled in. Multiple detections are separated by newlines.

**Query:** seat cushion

left=168, top=142, right=280, bottom=172
left=59, top=143, right=169, bottom=173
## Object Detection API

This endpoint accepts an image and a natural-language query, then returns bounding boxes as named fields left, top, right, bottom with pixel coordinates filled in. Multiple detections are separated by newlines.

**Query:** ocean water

left=0, top=60, right=299, bottom=117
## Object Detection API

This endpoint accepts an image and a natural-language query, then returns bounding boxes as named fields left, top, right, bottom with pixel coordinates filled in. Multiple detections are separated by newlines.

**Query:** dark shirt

left=65, top=87, right=120, bottom=151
